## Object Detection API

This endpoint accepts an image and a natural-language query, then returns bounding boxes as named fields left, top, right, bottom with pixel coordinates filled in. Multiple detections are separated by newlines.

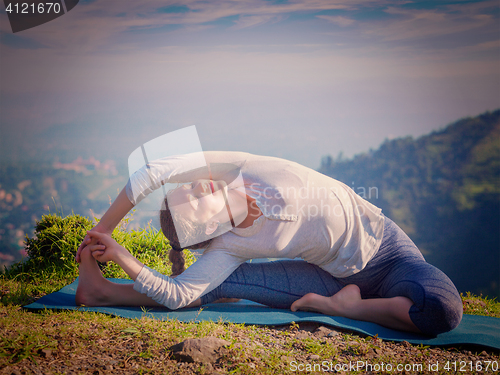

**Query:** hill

left=319, top=110, right=500, bottom=298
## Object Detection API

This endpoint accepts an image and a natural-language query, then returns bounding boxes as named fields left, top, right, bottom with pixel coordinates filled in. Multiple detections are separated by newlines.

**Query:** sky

left=0, top=0, right=499, bottom=168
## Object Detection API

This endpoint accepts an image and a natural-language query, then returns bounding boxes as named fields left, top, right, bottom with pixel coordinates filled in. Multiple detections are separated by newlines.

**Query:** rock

left=308, top=354, right=321, bottom=360
left=299, top=322, right=320, bottom=332
left=401, top=341, right=411, bottom=348
left=39, top=349, right=52, bottom=359
left=169, top=336, right=231, bottom=363
left=313, top=326, right=334, bottom=338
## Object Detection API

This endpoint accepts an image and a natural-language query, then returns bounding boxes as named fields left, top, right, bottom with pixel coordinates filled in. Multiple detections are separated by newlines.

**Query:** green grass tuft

left=461, top=291, right=500, bottom=317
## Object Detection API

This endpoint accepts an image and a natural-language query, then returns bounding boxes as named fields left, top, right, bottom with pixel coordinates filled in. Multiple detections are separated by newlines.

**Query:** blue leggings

left=201, top=217, right=463, bottom=336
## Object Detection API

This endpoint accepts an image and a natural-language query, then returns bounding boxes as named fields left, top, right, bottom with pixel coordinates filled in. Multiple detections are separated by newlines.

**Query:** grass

left=1, top=280, right=499, bottom=375
left=461, top=291, right=500, bottom=317
left=0, top=213, right=499, bottom=374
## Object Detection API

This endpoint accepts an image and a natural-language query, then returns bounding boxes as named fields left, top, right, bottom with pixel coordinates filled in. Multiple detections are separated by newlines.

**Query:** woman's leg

left=375, top=258, right=463, bottom=336
left=292, top=217, right=463, bottom=335
left=203, top=217, right=462, bottom=335
left=201, top=260, right=344, bottom=308
left=290, top=285, right=420, bottom=333
left=203, top=259, right=420, bottom=333
left=76, top=245, right=200, bottom=308
left=369, top=217, right=462, bottom=335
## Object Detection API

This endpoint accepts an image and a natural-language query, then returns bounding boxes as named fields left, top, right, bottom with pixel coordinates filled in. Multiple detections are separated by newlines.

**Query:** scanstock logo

left=3, top=0, right=79, bottom=33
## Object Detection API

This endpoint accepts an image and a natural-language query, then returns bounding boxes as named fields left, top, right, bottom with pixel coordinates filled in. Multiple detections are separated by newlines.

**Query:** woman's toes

left=291, top=285, right=363, bottom=316
left=291, top=293, right=326, bottom=312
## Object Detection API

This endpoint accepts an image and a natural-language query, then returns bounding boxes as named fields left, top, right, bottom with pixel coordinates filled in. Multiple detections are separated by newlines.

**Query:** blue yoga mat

left=24, top=278, right=500, bottom=350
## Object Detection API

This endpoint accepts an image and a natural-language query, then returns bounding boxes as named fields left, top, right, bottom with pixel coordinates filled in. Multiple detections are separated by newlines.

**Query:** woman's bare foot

left=290, top=284, right=362, bottom=316
left=290, top=284, right=421, bottom=333
left=75, top=246, right=112, bottom=306
left=76, top=246, right=202, bottom=308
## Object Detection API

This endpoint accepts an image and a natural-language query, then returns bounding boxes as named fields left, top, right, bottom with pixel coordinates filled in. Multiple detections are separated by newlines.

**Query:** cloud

left=4, top=0, right=494, bottom=55
left=316, top=15, right=355, bottom=27
left=367, top=2, right=497, bottom=42
left=231, top=14, right=284, bottom=29
left=0, top=0, right=363, bottom=50
left=461, top=39, right=500, bottom=53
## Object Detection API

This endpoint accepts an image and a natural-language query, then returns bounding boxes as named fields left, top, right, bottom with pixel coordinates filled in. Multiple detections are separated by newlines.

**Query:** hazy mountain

left=319, top=110, right=500, bottom=298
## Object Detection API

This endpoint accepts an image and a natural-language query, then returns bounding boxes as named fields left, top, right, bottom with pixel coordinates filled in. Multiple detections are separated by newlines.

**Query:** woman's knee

left=409, top=283, right=463, bottom=336
left=382, top=259, right=463, bottom=336
left=410, top=287, right=463, bottom=336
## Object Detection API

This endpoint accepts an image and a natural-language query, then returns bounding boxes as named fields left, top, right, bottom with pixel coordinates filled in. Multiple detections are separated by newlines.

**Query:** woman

left=75, top=151, right=463, bottom=336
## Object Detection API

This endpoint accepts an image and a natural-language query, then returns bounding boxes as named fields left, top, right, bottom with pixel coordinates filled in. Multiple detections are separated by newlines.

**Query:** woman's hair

left=160, top=196, right=221, bottom=277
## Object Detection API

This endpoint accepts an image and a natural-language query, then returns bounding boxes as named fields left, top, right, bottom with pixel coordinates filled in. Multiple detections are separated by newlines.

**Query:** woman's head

left=161, top=180, right=232, bottom=249
left=160, top=178, right=248, bottom=275
left=167, top=180, right=228, bottom=223
left=159, top=199, right=214, bottom=251
left=160, top=183, right=228, bottom=277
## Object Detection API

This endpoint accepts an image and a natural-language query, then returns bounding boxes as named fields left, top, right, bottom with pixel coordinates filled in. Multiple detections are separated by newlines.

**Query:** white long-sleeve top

left=127, top=151, right=385, bottom=309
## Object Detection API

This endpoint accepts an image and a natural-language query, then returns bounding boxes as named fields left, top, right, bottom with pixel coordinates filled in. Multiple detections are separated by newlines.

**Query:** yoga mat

left=24, top=278, right=500, bottom=350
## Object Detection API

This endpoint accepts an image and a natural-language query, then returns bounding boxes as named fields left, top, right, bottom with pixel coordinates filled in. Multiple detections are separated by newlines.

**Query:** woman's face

left=167, top=179, right=228, bottom=225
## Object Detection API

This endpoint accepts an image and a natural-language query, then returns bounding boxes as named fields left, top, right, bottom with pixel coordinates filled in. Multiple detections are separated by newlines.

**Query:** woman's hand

left=75, top=224, right=111, bottom=263
left=85, top=231, right=128, bottom=263
left=85, top=231, right=145, bottom=280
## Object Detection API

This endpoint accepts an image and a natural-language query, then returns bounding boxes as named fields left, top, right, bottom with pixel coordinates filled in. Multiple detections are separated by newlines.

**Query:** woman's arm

left=134, top=249, right=246, bottom=309
left=95, top=187, right=135, bottom=232
left=86, top=229, right=246, bottom=309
